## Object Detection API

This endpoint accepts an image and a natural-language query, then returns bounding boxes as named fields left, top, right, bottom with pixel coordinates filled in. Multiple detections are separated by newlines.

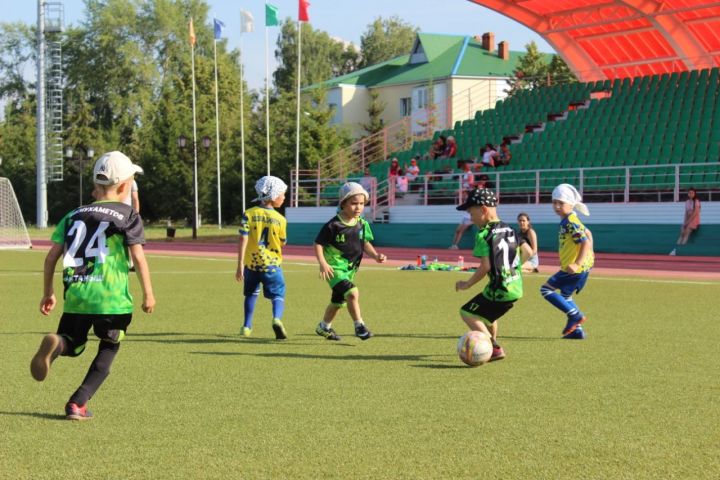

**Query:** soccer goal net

left=0, top=177, right=32, bottom=249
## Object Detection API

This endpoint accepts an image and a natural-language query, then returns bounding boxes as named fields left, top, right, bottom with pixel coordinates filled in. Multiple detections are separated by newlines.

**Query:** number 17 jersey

left=51, top=201, right=145, bottom=314
left=472, top=220, right=523, bottom=302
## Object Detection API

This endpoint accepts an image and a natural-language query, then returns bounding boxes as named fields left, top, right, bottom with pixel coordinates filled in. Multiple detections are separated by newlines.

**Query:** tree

left=359, top=16, right=417, bottom=68
left=273, top=20, right=360, bottom=94
left=505, top=41, right=550, bottom=96
left=548, top=54, right=577, bottom=85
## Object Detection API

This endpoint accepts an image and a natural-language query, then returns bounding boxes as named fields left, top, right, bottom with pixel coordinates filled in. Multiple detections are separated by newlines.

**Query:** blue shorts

left=243, top=266, right=286, bottom=299
left=546, top=270, right=590, bottom=296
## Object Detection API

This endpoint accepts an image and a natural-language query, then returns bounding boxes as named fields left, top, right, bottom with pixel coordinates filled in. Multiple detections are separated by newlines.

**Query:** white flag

left=241, top=9, right=254, bottom=33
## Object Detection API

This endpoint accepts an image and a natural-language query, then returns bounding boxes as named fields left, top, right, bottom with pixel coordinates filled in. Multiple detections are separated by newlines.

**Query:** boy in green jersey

left=314, top=182, right=386, bottom=341
left=455, top=188, right=524, bottom=362
left=32, top=151, right=156, bottom=420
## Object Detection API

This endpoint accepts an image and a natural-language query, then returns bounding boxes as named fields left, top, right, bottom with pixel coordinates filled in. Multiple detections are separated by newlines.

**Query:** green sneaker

left=315, top=323, right=341, bottom=341
left=272, top=319, right=287, bottom=340
left=241, top=327, right=252, bottom=337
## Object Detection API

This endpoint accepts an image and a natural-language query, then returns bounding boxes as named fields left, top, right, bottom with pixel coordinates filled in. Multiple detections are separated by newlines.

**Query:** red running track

left=31, top=240, right=720, bottom=280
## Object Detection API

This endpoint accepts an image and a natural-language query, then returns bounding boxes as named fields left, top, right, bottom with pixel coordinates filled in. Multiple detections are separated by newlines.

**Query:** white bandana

left=552, top=183, right=590, bottom=216
left=253, top=176, right=287, bottom=203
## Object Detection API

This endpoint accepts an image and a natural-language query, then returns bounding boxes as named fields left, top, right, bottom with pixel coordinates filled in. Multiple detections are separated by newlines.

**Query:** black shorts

left=460, top=294, right=514, bottom=324
left=331, top=280, right=357, bottom=306
left=57, top=313, right=132, bottom=357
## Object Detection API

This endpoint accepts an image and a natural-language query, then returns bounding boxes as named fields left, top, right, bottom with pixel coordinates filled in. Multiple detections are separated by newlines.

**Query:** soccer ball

left=457, top=331, right=493, bottom=367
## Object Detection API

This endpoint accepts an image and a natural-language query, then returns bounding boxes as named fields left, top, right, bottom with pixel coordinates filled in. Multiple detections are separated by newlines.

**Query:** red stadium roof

left=469, top=0, right=720, bottom=81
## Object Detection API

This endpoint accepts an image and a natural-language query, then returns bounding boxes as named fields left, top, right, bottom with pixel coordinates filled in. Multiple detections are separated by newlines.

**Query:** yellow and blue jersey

left=239, top=206, right=287, bottom=272
left=558, top=212, right=594, bottom=272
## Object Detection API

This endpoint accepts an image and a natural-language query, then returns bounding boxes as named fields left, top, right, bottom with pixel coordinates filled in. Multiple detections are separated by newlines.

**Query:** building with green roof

left=314, top=32, right=543, bottom=138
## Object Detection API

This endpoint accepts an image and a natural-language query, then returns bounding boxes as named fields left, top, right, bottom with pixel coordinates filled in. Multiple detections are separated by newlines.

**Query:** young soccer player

left=32, top=151, right=155, bottom=421
left=314, top=182, right=386, bottom=341
left=455, top=187, right=523, bottom=361
left=236, top=176, right=288, bottom=339
left=540, top=183, right=594, bottom=339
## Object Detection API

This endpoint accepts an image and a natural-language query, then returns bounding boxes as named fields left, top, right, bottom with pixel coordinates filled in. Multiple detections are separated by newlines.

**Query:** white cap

left=93, top=151, right=143, bottom=185
left=338, top=182, right=369, bottom=205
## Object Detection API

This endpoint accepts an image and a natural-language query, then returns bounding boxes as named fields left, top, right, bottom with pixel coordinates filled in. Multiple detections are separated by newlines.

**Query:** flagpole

left=190, top=18, right=199, bottom=240
left=294, top=21, right=302, bottom=208
left=213, top=33, right=222, bottom=229
left=239, top=34, right=247, bottom=214
left=265, top=21, right=271, bottom=175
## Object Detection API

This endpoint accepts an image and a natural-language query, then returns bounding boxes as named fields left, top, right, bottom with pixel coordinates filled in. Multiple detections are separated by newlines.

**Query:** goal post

left=0, top=177, right=32, bottom=249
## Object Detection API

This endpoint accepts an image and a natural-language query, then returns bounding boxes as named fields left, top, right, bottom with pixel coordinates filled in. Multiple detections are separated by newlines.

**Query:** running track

left=32, top=240, right=719, bottom=280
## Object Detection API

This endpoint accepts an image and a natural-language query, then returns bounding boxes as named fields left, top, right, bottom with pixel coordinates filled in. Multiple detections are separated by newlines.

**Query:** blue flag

left=213, top=18, right=225, bottom=39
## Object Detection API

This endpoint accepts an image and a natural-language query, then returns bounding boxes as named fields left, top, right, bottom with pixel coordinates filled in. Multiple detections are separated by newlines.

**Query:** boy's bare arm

left=363, top=241, right=386, bottom=263
left=236, top=234, right=248, bottom=282
left=40, top=243, right=64, bottom=315
left=314, top=243, right=334, bottom=281
left=456, top=256, right=490, bottom=291
left=129, top=244, right=155, bottom=313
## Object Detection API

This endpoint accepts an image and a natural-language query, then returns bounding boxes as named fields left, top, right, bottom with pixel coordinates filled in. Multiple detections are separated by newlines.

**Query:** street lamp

left=65, top=146, right=94, bottom=205
left=177, top=135, right=211, bottom=239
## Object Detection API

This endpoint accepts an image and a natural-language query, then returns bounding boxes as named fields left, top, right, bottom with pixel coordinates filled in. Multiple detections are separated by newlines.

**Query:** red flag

left=299, top=0, right=310, bottom=22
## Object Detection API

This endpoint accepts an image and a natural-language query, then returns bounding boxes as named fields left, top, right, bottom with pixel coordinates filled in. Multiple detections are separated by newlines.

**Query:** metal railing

left=290, top=162, right=720, bottom=213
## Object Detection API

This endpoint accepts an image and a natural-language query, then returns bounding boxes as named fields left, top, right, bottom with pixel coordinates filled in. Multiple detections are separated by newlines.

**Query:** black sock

left=68, top=340, right=120, bottom=406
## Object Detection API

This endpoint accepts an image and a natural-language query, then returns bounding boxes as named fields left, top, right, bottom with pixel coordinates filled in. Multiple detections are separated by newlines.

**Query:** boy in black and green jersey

left=32, top=151, right=156, bottom=421
left=455, top=188, right=524, bottom=362
left=314, top=182, right=387, bottom=341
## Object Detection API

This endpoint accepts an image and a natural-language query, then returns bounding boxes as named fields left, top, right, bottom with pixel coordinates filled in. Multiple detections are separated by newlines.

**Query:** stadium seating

left=369, top=67, right=720, bottom=197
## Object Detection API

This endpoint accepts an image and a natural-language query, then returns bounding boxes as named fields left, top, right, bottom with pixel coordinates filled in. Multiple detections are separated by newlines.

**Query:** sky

left=0, top=0, right=552, bottom=92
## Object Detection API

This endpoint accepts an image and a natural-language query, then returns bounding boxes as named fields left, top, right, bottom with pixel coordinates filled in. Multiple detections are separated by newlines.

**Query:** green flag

left=265, top=3, right=279, bottom=26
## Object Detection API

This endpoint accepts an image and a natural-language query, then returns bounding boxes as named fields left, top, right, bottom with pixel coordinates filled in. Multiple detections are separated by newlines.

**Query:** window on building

left=400, top=97, right=412, bottom=117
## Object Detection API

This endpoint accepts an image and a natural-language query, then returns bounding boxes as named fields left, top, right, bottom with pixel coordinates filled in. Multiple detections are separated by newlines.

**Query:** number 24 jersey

left=51, top=201, right=144, bottom=314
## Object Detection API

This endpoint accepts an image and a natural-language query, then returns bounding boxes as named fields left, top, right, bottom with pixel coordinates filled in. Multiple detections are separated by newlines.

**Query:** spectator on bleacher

left=517, top=213, right=540, bottom=273
left=481, top=143, right=498, bottom=168
left=429, top=136, right=447, bottom=160
left=405, top=157, right=420, bottom=181
left=461, top=162, right=475, bottom=190
left=396, top=169, right=409, bottom=194
left=495, top=143, right=511, bottom=167
left=440, top=136, right=457, bottom=159
left=671, top=187, right=701, bottom=254
left=359, top=168, right=375, bottom=196
left=475, top=173, right=494, bottom=189
left=388, top=158, right=400, bottom=178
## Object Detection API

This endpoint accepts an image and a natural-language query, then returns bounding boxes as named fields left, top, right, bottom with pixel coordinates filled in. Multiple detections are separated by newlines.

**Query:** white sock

left=320, top=321, right=331, bottom=330
left=353, top=320, right=364, bottom=327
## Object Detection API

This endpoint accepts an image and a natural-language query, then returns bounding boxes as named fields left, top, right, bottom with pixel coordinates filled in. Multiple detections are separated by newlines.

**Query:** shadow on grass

left=0, top=411, right=66, bottom=421
left=190, top=351, right=450, bottom=363
left=410, top=364, right=470, bottom=369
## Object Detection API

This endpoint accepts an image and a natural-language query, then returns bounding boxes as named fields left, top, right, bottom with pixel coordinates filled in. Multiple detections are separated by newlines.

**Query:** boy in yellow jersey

left=540, top=184, right=594, bottom=339
left=236, top=176, right=288, bottom=339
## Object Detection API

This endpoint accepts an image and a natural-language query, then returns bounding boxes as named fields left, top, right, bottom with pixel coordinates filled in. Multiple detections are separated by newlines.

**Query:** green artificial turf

left=1, top=250, right=718, bottom=479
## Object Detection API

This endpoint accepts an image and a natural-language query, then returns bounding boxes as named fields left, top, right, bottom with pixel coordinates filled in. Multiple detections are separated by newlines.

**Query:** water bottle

left=421, top=255, right=427, bottom=267
left=416, top=255, right=422, bottom=266
left=458, top=256, right=464, bottom=269
left=433, top=256, right=439, bottom=264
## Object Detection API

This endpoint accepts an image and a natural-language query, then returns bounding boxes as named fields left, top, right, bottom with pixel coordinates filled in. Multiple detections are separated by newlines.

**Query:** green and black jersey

left=51, top=201, right=145, bottom=314
left=315, top=215, right=374, bottom=281
left=473, top=220, right=523, bottom=302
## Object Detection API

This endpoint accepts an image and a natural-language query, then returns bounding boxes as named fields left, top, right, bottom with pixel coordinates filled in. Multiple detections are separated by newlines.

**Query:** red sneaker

left=65, top=402, right=93, bottom=421
left=489, top=345, right=506, bottom=362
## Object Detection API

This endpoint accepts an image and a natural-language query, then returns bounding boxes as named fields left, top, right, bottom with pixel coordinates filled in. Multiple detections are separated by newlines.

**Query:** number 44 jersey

left=472, top=220, right=523, bottom=302
left=51, top=201, right=145, bottom=314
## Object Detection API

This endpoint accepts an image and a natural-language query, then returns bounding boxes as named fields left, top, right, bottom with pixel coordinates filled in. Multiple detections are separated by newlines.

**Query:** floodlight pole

left=36, top=0, right=48, bottom=228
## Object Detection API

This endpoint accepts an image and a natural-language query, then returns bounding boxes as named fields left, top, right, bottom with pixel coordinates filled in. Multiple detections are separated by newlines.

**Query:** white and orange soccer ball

left=457, top=330, right=493, bottom=367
